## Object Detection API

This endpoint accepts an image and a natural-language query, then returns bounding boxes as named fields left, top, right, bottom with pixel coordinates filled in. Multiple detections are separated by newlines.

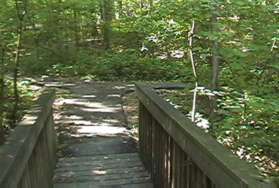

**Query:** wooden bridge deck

left=51, top=82, right=152, bottom=188
left=0, top=81, right=275, bottom=188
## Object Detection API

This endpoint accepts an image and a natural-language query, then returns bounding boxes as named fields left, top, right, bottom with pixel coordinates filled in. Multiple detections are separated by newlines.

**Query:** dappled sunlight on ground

left=75, top=125, right=128, bottom=136
left=79, top=106, right=121, bottom=113
left=49, top=82, right=152, bottom=187
left=51, top=81, right=137, bottom=156
left=81, top=95, right=97, bottom=99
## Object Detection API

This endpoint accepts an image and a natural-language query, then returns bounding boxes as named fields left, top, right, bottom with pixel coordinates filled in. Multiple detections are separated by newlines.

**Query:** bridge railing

left=136, top=84, right=276, bottom=188
left=0, top=90, right=56, bottom=188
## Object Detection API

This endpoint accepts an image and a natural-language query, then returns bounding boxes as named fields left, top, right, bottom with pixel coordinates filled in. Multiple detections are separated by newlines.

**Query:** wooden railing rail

left=136, top=83, right=276, bottom=188
left=0, top=90, right=56, bottom=188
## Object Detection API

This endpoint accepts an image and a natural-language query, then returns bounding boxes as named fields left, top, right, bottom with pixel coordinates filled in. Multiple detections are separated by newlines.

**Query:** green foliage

left=0, top=0, right=278, bottom=178
left=214, top=89, right=279, bottom=177
left=161, top=86, right=279, bottom=177
left=0, top=78, right=39, bottom=128
left=92, top=51, right=187, bottom=81
left=30, top=50, right=188, bottom=81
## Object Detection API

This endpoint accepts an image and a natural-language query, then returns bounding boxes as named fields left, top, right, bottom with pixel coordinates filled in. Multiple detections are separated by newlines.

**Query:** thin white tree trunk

left=188, top=20, right=198, bottom=122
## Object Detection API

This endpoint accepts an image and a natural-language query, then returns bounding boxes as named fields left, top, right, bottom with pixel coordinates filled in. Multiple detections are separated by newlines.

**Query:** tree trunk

left=211, top=24, right=220, bottom=90
left=102, top=0, right=113, bottom=50
left=209, top=1, right=220, bottom=123
left=188, top=20, right=198, bottom=122
left=12, top=0, right=26, bottom=128
left=11, top=21, right=23, bottom=128
left=0, top=47, right=5, bottom=141
left=73, top=9, right=80, bottom=63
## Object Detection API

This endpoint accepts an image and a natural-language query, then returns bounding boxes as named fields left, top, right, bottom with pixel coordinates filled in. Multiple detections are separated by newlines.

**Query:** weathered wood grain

left=54, top=182, right=153, bottom=188
left=136, top=83, right=276, bottom=188
left=0, top=90, right=56, bottom=188
left=53, top=82, right=153, bottom=188
left=54, top=152, right=152, bottom=187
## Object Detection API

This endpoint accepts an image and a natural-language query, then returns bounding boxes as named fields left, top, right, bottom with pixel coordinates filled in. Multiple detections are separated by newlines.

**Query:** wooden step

left=55, top=182, right=153, bottom=188
left=56, top=162, right=145, bottom=173
left=54, top=153, right=152, bottom=187
left=57, top=153, right=140, bottom=165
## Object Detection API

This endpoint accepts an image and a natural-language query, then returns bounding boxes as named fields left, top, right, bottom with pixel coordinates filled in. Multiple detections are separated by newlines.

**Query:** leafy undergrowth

left=22, top=49, right=190, bottom=82
left=158, top=87, right=279, bottom=178
left=0, top=78, right=43, bottom=145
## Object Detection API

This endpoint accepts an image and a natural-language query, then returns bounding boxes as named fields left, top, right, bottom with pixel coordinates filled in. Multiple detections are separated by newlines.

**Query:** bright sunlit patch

left=66, top=115, right=83, bottom=120
left=113, top=86, right=126, bottom=90
left=103, top=119, right=120, bottom=123
left=19, top=114, right=38, bottom=126
left=44, top=82, right=75, bottom=87
left=80, top=107, right=121, bottom=113
left=107, top=94, right=121, bottom=98
left=187, top=112, right=210, bottom=131
left=171, top=50, right=185, bottom=59
left=76, top=125, right=128, bottom=136
left=92, top=170, right=107, bottom=175
left=60, top=99, right=91, bottom=105
left=82, top=95, right=97, bottom=99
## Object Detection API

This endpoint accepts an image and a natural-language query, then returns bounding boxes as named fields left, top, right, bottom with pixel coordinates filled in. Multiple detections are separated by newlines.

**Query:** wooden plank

left=55, top=173, right=151, bottom=184
left=53, top=83, right=154, bottom=188
left=55, top=162, right=146, bottom=174
left=136, top=84, right=276, bottom=188
left=57, top=153, right=140, bottom=165
left=55, top=182, right=153, bottom=188
left=57, top=158, right=143, bottom=169
left=55, top=170, right=150, bottom=183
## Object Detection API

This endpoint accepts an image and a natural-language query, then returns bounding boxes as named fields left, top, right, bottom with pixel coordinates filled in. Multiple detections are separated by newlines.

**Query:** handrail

left=136, top=83, right=276, bottom=188
left=0, top=90, right=56, bottom=188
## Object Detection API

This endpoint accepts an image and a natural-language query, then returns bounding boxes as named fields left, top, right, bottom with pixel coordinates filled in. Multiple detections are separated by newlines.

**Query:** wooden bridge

left=0, top=82, right=276, bottom=188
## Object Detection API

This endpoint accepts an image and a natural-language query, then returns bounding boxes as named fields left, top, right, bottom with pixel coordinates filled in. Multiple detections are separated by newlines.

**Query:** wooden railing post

left=136, top=83, right=276, bottom=188
left=0, top=90, right=57, bottom=188
left=139, top=102, right=152, bottom=172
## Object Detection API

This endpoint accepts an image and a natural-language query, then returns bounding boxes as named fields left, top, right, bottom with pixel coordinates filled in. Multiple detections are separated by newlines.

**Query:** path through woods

left=46, top=81, right=152, bottom=188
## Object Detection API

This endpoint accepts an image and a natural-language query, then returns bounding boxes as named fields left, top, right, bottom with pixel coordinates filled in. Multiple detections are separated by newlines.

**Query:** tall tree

left=73, top=7, right=80, bottom=63
left=102, top=0, right=113, bottom=49
left=0, top=46, right=5, bottom=139
left=12, top=0, right=28, bottom=127
left=209, top=1, right=220, bottom=121
left=211, top=0, right=220, bottom=90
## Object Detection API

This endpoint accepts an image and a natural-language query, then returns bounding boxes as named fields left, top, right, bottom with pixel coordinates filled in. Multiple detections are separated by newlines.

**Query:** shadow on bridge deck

left=50, top=82, right=153, bottom=188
